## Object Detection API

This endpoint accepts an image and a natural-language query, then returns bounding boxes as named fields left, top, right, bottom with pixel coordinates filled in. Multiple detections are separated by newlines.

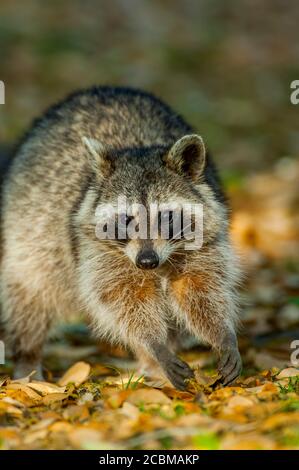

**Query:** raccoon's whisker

left=170, top=221, right=194, bottom=240
left=170, top=251, right=187, bottom=256
left=166, top=257, right=179, bottom=273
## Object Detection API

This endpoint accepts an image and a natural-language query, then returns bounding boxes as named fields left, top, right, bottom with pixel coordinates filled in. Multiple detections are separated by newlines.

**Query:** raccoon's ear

left=82, top=137, right=114, bottom=176
left=164, top=134, right=206, bottom=180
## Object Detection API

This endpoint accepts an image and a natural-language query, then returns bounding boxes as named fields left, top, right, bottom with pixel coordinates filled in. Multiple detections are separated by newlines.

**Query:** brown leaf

left=162, top=386, right=194, bottom=401
left=262, top=412, right=299, bottom=431
left=276, top=367, right=299, bottom=379
left=126, top=388, right=171, bottom=406
left=27, top=381, right=66, bottom=395
left=226, top=395, right=255, bottom=411
left=63, top=404, right=90, bottom=421
left=58, top=361, right=91, bottom=387
left=43, top=393, right=69, bottom=405
left=4, top=388, right=42, bottom=406
left=6, top=383, right=43, bottom=402
left=0, top=401, right=23, bottom=416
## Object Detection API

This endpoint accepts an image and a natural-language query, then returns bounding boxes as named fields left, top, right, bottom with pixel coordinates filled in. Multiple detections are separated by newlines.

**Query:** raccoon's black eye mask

left=114, top=209, right=185, bottom=242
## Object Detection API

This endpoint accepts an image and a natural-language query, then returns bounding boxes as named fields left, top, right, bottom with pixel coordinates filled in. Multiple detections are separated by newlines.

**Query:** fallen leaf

left=4, top=388, right=42, bottom=406
left=256, top=382, right=279, bottom=399
left=227, top=395, right=255, bottom=410
left=126, top=388, right=171, bottom=406
left=6, top=383, right=44, bottom=401
left=23, top=429, right=49, bottom=445
left=0, top=401, right=23, bottom=416
left=10, top=370, right=37, bottom=384
left=106, top=390, right=130, bottom=409
left=27, top=381, right=66, bottom=395
left=262, top=412, right=299, bottom=431
left=121, top=402, right=140, bottom=419
left=63, top=404, right=90, bottom=421
left=58, top=361, right=91, bottom=387
left=276, top=368, right=299, bottom=379
left=43, top=392, right=69, bottom=405
left=162, top=386, right=194, bottom=401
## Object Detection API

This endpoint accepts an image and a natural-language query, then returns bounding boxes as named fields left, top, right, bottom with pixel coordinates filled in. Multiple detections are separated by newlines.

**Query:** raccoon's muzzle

left=136, top=249, right=159, bottom=270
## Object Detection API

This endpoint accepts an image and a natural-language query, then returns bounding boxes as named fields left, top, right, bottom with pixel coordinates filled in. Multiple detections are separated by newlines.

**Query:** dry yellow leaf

left=4, top=388, right=41, bottom=406
left=23, top=429, right=48, bottom=446
left=256, top=382, right=279, bottom=399
left=0, top=429, right=21, bottom=448
left=162, top=386, right=194, bottom=401
left=106, top=390, right=130, bottom=409
left=262, top=412, right=299, bottom=431
left=276, top=367, right=299, bottom=379
left=188, top=370, right=221, bottom=393
left=121, top=402, right=140, bottom=419
left=27, top=381, right=66, bottom=395
left=49, top=421, right=74, bottom=433
left=126, top=388, right=171, bottom=406
left=210, top=386, right=244, bottom=401
left=0, top=401, right=23, bottom=416
left=10, top=370, right=37, bottom=384
left=6, top=383, right=43, bottom=401
left=63, top=404, right=90, bottom=421
left=227, top=395, right=255, bottom=411
left=58, top=361, right=91, bottom=387
left=43, top=392, right=69, bottom=405
left=1, top=395, right=20, bottom=407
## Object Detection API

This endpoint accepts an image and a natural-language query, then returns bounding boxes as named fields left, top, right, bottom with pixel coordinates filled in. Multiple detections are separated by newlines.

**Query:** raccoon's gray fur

left=0, top=86, right=241, bottom=389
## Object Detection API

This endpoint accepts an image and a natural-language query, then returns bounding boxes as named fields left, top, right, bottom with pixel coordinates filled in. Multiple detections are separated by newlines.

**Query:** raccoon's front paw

left=164, top=355, right=194, bottom=390
left=218, top=345, right=242, bottom=386
left=151, top=342, right=194, bottom=390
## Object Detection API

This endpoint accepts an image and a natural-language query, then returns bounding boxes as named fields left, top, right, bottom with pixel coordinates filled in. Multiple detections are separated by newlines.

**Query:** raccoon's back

left=2, top=86, right=225, bottom=223
left=17, top=86, right=193, bottom=153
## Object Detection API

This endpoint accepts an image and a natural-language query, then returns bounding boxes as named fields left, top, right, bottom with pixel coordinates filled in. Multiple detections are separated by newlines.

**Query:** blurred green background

left=0, top=0, right=298, bottom=175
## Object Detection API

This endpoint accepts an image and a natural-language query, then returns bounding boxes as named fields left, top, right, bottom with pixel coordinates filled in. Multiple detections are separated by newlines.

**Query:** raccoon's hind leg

left=2, top=280, right=50, bottom=380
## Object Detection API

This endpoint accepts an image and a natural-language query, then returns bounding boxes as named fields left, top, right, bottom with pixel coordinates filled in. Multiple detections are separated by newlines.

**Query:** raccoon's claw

left=165, top=356, right=194, bottom=391
left=151, top=342, right=194, bottom=390
left=218, top=347, right=242, bottom=386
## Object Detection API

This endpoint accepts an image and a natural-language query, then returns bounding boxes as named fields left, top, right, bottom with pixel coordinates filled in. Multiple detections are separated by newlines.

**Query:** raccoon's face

left=83, top=135, right=226, bottom=270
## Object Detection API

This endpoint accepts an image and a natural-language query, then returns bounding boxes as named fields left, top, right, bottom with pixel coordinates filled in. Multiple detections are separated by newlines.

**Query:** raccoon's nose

left=136, top=250, right=159, bottom=270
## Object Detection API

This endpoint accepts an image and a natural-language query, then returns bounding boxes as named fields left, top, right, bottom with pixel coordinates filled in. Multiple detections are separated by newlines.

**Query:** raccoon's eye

left=158, top=210, right=183, bottom=239
left=159, top=210, right=173, bottom=224
left=158, top=210, right=174, bottom=239
left=118, top=213, right=133, bottom=226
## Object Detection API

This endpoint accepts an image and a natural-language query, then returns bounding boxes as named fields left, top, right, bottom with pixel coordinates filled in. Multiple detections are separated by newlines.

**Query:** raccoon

left=0, top=86, right=241, bottom=390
